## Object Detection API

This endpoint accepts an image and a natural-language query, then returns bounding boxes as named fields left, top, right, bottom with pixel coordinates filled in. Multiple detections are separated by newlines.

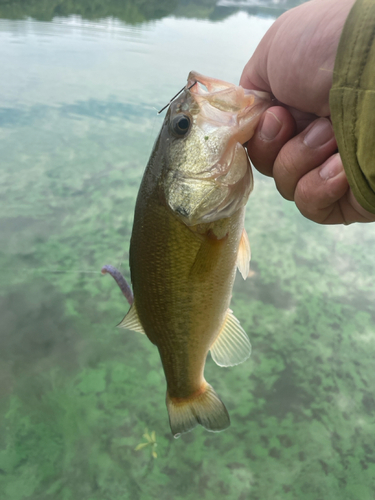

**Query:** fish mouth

left=164, top=72, right=271, bottom=226
left=187, top=71, right=271, bottom=109
left=186, top=71, right=271, bottom=143
left=187, top=72, right=236, bottom=94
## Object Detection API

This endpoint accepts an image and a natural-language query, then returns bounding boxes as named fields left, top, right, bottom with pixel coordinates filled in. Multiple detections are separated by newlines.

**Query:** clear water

left=1, top=1, right=375, bottom=499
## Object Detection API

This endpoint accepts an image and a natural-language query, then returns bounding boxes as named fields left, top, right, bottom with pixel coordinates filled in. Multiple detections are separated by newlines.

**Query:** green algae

left=1, top=5, right=375, bottom=500
left=1, top=120, right=375, bottom=498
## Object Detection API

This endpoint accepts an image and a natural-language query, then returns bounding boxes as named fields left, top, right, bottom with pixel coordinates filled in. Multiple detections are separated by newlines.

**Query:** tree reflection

left=0, top=0, right=308, bottom=23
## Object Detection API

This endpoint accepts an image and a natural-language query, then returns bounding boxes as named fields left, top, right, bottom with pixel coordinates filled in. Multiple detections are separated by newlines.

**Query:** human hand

left=240, top=0, right=375, bottom=224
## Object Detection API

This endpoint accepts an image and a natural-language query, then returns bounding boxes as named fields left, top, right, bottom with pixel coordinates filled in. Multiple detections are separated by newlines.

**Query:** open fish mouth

left=187, top=71, right=270, bottom=109
left=186, top=71, right=271, bottom=144
left=163, top=71, right=271, bottom=226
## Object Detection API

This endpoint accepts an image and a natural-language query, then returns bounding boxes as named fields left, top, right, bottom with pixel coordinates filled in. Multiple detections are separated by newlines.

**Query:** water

left=1, top=1, right=375, bottom=499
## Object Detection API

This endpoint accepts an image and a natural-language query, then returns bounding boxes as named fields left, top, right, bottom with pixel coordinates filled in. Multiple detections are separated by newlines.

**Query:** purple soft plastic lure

left=101, top=264, right=134, bottom=305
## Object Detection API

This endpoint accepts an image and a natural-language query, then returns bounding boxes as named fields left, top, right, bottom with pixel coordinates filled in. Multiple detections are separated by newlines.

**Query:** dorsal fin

left=118, top=303, right=145, bottom=334
left=236, top=228, right=251, bottom=280
left=210, top=309, right=251, bottom=367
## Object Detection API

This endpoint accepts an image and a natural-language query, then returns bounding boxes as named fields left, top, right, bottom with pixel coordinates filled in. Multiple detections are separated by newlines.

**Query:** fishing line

left=157, top=81, right=197, bottom=114
left=0, top=268, right=102, bottom=276
left=42, top=270, right=101, bottom=274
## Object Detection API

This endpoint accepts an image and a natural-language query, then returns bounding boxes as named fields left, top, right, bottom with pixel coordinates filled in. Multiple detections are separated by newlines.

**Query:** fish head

left=161, top=71, right=271, bottom=226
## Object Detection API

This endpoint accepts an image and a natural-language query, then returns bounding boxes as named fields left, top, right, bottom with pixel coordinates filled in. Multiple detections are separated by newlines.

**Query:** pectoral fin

left=118, top=303, right=145, bottom=334
left=236, top=228, right=251, bottom=280
left=210, top=309, right=251, bottom=367
left=189, top=230, right=226, bottom=278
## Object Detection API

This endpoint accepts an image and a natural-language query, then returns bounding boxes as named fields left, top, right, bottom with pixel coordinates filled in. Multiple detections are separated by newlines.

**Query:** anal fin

left=210, top=309, right=251, bottom=367
left=118, top=303, right=145, bottom=334
left=236, top=228, right=251, bottom=280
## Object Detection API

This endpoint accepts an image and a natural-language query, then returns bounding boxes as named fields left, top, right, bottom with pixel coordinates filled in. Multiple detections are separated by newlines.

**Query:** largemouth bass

left=104, top=72, right=270, bottom=437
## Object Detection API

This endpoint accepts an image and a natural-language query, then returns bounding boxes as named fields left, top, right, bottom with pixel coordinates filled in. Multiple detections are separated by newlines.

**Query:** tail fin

left=166, top=383, right=230, bottom=438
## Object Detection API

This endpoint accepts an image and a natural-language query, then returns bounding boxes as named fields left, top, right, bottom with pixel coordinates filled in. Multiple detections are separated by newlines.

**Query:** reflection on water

left=0, top=0, right=307, bottom=23
left=1, top=1, right=375, bottom=499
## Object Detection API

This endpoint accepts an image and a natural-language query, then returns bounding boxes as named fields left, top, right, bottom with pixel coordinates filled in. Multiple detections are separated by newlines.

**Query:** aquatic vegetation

left=1, top=5, right=375, bottom=500
left=1, top=138, right=375, bottom=498
left=135, top=429, right=158, bottom=459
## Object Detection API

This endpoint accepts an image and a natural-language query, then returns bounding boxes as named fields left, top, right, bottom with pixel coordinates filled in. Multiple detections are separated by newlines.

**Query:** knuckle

left=294, top=178, right=324, bottom=223
left=295, top=178, right=311, bottom=207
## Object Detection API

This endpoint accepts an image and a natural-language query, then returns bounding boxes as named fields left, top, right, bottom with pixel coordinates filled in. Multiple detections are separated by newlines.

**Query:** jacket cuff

left=330, top=0, right=375, bottom=214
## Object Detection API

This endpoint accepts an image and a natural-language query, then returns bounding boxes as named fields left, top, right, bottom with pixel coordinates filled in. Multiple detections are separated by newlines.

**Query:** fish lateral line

left=101, top=264, right=134, bottom=305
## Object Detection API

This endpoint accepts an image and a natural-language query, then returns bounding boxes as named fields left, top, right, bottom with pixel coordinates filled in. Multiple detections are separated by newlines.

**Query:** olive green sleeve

left=330, top=0, right=375, bottom=214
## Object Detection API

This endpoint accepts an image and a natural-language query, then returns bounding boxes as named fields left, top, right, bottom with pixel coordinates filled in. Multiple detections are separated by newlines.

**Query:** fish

left=103, top=72, right=271, bottom=437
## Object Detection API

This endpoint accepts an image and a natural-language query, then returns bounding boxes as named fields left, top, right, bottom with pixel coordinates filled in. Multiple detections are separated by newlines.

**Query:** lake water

left=1, top=1, right=375, bottom=499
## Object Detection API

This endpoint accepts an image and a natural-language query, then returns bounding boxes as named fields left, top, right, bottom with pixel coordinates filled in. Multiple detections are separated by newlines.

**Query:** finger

left=294, top=154, right=349, bottom=224
left=247, top=106, right=296, bottom=177
left=240, top=27, right=275, bottom=92
left=283, top=106, right=319, bottom=134
left=273, top=118, right=338, bottom=201
left=344, top=190, right=375, bottom=223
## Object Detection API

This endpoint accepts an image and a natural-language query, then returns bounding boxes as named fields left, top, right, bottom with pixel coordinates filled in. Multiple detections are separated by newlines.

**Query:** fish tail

left=166, top=382, right=230, bottom=438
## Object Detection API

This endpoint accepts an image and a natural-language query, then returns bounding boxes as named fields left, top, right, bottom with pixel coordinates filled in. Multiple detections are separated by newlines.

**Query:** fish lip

left=185, top=71, right=272, bottom=128
left=187, top=71, right=235, bottom=93
left=243, top=88, right=272, bottom=101
left=187, top=71, right=271, bottom=102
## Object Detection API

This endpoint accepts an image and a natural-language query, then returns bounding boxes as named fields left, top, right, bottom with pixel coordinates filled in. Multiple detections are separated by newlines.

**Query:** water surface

left=1, top=1, right=375, bottom=499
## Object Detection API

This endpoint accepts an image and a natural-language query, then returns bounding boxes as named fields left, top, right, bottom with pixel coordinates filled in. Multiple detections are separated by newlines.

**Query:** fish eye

left=171, top=114, right=191, bottom=137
